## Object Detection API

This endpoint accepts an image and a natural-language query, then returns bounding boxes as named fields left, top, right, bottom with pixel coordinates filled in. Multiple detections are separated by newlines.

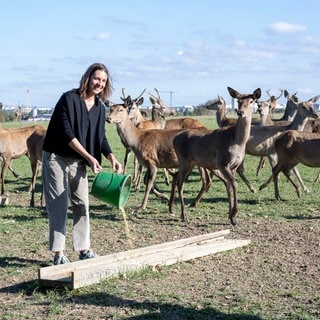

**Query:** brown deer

left=205, top=96, right=257, bottom=193
left=129, top=91, right=177, bottom=190
left=251, top=94, right=319, bottom=193
left=209, top=95, right=261, bottom=127
left=256, top=100, right=290, bottom=126
left=0, top=125, right=45, bottom=195
left=170, top=87, right=261, bottom=225
left=14, top=107, right=22, bottom=122
left=117, top=88, right=146, bottom=175
left=271, top=89, right=298, bottom=123
left=272, top=130, right=320, bottom=200
left=255, top=99, right=291, bottom=176
left=266, top=89, right=283, bottom=115
left=106, top=102, right=211, bottom=212
left=149, top=88, right=205, bottom=130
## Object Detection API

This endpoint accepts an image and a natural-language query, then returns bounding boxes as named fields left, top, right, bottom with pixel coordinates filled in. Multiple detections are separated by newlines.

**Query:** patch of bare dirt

left=1, top=202, right=319, bottom=319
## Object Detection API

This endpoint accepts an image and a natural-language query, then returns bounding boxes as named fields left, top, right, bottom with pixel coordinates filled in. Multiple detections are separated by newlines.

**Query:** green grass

left=1, top=118, right=320, bottom=319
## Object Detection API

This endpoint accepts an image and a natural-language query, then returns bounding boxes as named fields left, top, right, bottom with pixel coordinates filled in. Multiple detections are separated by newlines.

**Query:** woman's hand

left=87, top=156, right=103, bottom=174
left=107, top=153, right=123, bottom=174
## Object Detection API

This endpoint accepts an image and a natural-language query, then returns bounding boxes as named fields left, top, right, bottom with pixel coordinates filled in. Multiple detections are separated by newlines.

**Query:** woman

left=42, top=63, right=122, bottom=265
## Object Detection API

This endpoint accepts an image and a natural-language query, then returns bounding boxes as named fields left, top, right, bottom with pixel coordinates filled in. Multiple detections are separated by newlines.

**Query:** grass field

left=0, top=116, right=319, bottom=320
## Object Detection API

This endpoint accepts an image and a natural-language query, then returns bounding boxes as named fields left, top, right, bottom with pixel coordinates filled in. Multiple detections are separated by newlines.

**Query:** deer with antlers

left=117, top=88, right=146, bottom=175
left=266, top=89, right=283, bottom=115
left=128, top=88, right=177, bottom=190
left=106, top=101, right=209, bottom=211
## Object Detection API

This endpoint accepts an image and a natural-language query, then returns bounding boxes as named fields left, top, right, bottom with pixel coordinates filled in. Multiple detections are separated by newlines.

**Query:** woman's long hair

left=79, top=63, right=113, bottom=101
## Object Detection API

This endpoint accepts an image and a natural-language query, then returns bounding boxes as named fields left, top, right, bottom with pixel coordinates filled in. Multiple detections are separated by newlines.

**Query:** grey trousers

left=42, top=151, right=90, bottom=252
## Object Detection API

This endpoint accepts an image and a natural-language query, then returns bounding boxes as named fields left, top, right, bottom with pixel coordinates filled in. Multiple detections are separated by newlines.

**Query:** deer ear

left=105, top=100, right=114, bottom=107
left=227, top=87, right=239, bottom=99
left=149, top=96, right=156, bottom=103
left=253, top=88, right=261, bottom=100
left=136, top=97, right=144, bottom=106
left=291, top=95, right=299, bottom=103
left=309, top=95, right=320, bottom=103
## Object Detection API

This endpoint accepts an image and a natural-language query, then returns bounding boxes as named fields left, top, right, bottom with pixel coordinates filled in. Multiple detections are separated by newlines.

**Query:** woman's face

left=88, top=70, right=107, bottom=96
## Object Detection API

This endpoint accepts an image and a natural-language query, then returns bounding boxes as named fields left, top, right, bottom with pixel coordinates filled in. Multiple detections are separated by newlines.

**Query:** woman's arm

left=68, top=138, right=102, bottom=174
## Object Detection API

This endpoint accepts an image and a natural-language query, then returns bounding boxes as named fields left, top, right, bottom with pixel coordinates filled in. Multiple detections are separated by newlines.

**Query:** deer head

left=227, top=87, right=261, bottom=117
left=206, top=95, right=226, bottom=111
left=149, top=88, right=176, bottom=116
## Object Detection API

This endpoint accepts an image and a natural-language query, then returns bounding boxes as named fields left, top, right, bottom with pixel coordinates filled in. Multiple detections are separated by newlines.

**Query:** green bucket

left=91, top=172, right=132, bottom=209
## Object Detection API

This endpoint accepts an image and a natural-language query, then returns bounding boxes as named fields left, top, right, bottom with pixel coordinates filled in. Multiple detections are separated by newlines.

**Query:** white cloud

left=267, top=22, right=307, bottom=35
left=95, top=33, right=111, bottom=41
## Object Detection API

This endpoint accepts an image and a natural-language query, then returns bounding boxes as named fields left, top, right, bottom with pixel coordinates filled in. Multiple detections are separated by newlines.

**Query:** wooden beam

left=39, top=230, right=250, bottom=289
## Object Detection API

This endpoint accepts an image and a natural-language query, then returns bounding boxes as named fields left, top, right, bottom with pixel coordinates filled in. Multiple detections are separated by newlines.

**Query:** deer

left=14, top=107, right=22, bottom=122
left=0, top=125, right=45, bottom=195
left=201, top=93, right=318, bottom=202
left=128, top=90, right=177, bottom=190
left=149, top=88, right=205, bottom=130
left=106, top=102, right=211, bottom=212
left=272, top=130, right=320, bottom=200
left=256, top=100, right=290, bottom=127
left=266, top=89, right=283, bottom=115
left=210, top=95, right=261, bottom=127
left=170, top=87, right=261, bottom=225
left=270, top=90, right=298, bottom=123
left=249, top=94, right=320, bottom=194
left=255, top=99, right=291, bottom=176
left=256, top=94, right=320, bottom=177
left=138, top=88, right=206, bottom=191
left=205, top=96, right=257, bottom=193
left=117, top=88, right=146, bottom=175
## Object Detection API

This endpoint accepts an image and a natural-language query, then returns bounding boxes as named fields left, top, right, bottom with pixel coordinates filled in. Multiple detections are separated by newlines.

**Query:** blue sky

left=1, top=0, right=319, bottom=109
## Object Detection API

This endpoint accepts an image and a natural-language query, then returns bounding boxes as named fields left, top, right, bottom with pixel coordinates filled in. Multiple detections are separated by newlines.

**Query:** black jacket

left=43, top=89, right=112, bottom=164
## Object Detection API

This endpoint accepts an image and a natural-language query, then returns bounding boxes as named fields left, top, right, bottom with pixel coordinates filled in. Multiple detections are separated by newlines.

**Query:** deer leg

left=177, top=165, right=193, bottom=222
left=132, top=156, right=139, bottom=184
left=29, top=159, right=40, bottom=207
left=138, top=165, right=158, bottom=211
left=1, top=158, right=20, bottom=179
left=123, top=148, right=131, bottom=174
left=283, top=168, right=301, bottom=198
left=236, top=161, right=256, bottom=193
left=220, top=167, right=238, bottom=225
left=259, top=154, right=278, bottom=191
left=144, top=169, right=167, bottom=198
left=291, top=166, right=309, bottom=193
left=189, top=167, right=212, bottom=208
left=168, top=171, right=179, bottom=213
left=256, top=156, right=266, bottom=176
left=134, top=163, right=143, bottom=191
left=272, top=164, right=283, bottom=201
left=1, top=160, right=9, bottom=195
left=287, top=175, right=302, bottom=198
left=314, top=171, right=320, bottom=183
left=163, top=168, right=170, bottom=186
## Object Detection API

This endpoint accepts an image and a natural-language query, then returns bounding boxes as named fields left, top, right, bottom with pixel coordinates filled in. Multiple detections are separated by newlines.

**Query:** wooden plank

left=71, top=238, right=250, bottom=288
left=39, top=229, right=230, bottom=279
left=38, top=230, right=250, bottom=289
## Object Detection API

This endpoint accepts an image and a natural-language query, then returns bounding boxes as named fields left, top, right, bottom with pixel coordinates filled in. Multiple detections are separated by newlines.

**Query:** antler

left=154, top=88, right=161, bottom=99
left=266, top=89, right=271, bottom=97
left=134, top=88, right=146, bottom=101
left=266, top=89, right=284, bottom=101
left=275, top=89, right=283, bottom=100
left=121, top=88, right=127, bottom=99
left=148, top=88, right=163, bottom=100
